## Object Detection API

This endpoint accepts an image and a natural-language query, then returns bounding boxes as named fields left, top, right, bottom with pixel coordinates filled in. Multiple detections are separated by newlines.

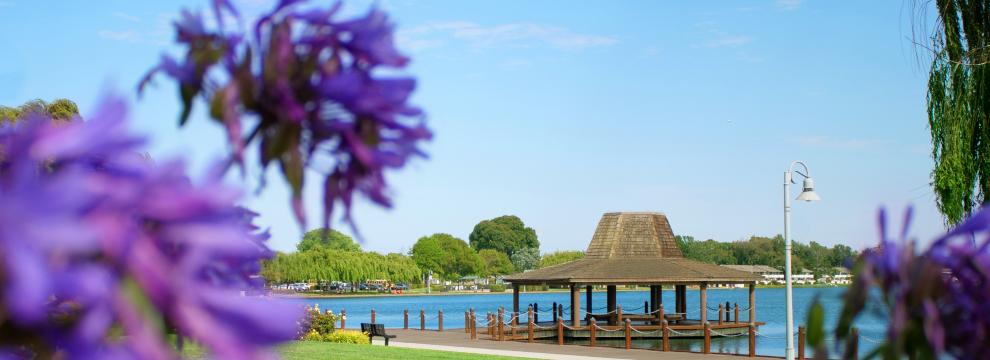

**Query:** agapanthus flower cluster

left=837, top=207, right=990, bottom=359
left=139, top=0, right=431, bottom=232
left=0, top=96, right=301, bottom=359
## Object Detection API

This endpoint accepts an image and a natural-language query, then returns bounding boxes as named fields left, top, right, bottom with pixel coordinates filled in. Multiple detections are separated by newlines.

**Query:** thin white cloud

left=398, top=21, right=618, bottom=52
left=789, top=136, right=886, bottom=150
left=777, top=0, right=803, bottom=10
left=98, top=29, right=142, bottom=43
left=113, top=11, right=141, bottom=23
left=703, top=35, right=752, bottom=48
left=694, top=21, right=752, bottom=49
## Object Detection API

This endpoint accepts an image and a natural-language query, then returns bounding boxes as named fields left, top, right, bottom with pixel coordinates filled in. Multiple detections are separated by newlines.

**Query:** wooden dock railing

left=325, top=308, right=861, bottom=359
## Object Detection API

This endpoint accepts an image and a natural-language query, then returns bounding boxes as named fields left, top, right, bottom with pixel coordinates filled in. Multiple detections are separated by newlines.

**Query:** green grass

left=181, top=341, right=530, bottom=359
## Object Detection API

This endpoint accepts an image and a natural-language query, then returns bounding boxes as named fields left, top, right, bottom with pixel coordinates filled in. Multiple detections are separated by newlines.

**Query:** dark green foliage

left=488, top=284, right=506, bottom=292
left=0, top=98, right=79, bottom=123
left=509, top=247, right=540, bottom=272
left=297, top=228, right=361, bottom=252
left=674, top=235, right=857, bottom=273
left=410, top=233, right=484, bottom=280
left=469, top=215, right=538, bottom=256
left=538, top=250, right=584, bottom=268
left=477, top=249, right=515, bottom=276
left=304, top=306, right=338, bottom=336
left=261, top=249, right=421, bottom=285
left=927, top=0, right=990, bottom=225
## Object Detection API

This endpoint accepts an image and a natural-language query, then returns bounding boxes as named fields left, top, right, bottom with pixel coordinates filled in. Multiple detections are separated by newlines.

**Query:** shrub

left=298, top=305, right=337, bottom=339
left=301, top=330, right=324, bottom=342
left=489, top=284, right=506, bottom=292
left=323, top=330, right=370, bottom=344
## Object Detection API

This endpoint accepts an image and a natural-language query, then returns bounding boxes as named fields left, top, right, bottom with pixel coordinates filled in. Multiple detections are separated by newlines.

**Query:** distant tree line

left=674, top=235, right=857, bottom=275
left=262, top=215, right=547, bottom=286
left=261, top=229, right=421, bottom=285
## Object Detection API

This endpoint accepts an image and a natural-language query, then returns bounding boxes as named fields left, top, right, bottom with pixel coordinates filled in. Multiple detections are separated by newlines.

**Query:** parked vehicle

left=392, top=283, right=409, bottom=291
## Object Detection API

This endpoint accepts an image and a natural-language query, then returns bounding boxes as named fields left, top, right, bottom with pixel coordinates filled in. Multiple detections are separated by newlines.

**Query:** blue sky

left=0, top=0, right=945, bottom=254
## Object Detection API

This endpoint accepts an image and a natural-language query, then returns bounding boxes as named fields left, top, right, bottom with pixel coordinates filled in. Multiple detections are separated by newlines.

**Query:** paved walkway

left=373, top=329, right=775, bottom=360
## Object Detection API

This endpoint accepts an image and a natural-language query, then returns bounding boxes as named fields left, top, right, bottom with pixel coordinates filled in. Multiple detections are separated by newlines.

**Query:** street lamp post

left=783, top=161, right=821, bottom=360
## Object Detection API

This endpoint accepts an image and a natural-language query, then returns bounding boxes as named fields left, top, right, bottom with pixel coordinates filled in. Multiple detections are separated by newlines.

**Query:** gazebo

left=504, top=212, right=762, bottom=338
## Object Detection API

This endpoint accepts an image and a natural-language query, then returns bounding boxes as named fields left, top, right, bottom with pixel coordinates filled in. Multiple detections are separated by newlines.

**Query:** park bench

left=360, top=323, right=396, bottom=346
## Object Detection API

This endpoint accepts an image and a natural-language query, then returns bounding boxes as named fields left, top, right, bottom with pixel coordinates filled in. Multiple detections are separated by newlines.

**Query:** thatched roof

left=505, top=212, right=760, bottom=285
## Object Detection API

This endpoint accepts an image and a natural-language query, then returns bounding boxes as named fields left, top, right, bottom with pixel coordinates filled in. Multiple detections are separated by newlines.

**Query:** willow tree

left=0, top=98, right=79, bottom=123
left=928, top=0, right=990, bottom=225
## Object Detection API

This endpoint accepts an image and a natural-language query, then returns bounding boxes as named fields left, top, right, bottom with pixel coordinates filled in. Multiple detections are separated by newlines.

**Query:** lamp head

left=795, top=177, right=821, bottom=202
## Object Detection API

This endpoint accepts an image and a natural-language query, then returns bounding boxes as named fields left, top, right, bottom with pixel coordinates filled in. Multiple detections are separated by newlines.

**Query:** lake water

left=298, top=286, right=885, bottom=358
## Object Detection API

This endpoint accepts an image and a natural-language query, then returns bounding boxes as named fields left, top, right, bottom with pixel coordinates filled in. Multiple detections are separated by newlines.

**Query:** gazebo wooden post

left=703, top=322, right=711, bottom=354
left=649, top=285, right=660, bottom=313
left=675, top=285, right=686, bottom=315
left=471, top=312, right=478, bottom=340
left=589, top=318, right=597, bottom=347
left=606, top=285, right=617, bottom=325
left=735, top=303, right=740, bottom=324
left=749, top=323, right=757, bottom=357
left=624, top=319, right=631, bottom=349
left=585, top=285, right=593, bottom=319
left=657, top=304, right=665, bottom=325
left=718, top=304, right=724, bottom=325
left=662, top=320, right=670, bottom=351
left=570, top=284, right=580, bottom=326
left=512, top=284, right=520, bottom=326
left=699, top=282, right=708, bottom=324
left=748, top=282, right=756, bottom=324
left=552, top=302, right=558, bottom=323
left=527, top=306, right=534, bottom=343
left=497, top=307, right=505, bottom=341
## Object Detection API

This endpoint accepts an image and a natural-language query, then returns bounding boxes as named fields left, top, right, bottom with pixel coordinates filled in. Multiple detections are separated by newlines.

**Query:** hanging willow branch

left=927, top=0, right=990, bottom=225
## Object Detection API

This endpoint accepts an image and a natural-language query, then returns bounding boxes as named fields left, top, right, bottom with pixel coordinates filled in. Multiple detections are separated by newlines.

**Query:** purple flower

left=139, top=0, right=431, bottom=231
left=840, top=206, right=990, bottom=359
left=0, top=94, right=301, bottom=359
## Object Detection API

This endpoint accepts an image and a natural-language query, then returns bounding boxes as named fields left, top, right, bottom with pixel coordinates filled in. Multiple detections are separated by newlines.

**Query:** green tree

left=0, top=98, right=79, bottom=124
left=297, top=228, right=360, bottom=252
left=676, top=237, right=737, bottom=265
left=478, top=249, right=515, bottom=276
left=410, top=233, right=483, bottom=280
left=260, top=249, right=421, bottom=285
left=926, top=0, right=990, bottom=225
left=538, top=250, right=584, bottom=268
left=469, top=215, right=539, bottom=256
left=510, top=247, right=540, bottom=272
left=828, top=244, right=855, bottom=267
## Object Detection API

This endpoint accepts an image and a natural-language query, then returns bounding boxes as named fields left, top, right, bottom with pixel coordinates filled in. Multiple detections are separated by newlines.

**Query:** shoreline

left=282, top=284, right=847, bottom=299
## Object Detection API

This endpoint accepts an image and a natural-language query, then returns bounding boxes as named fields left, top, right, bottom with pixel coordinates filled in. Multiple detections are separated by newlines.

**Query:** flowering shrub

left=301, top=330, right=324, bottom=342
left=818, top=207, right=990, bottom=359
left=299, top=305, right=337, bottom=338
left=0, top=95, right=302, bottom=358
left=139, top=0, right=431, bottom=231
left=322, top=330, right=369, bottom=344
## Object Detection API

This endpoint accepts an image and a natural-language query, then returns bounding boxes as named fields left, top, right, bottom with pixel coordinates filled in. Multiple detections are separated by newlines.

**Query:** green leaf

left=121, top=277, right=165, bottom=335
left=806, top=299, right=825, bottom=347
